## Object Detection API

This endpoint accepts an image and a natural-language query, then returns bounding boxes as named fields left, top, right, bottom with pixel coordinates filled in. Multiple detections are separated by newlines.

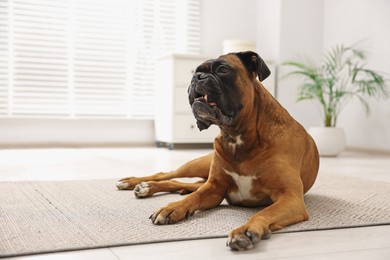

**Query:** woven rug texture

left=1, top=174, right=390, bottom=257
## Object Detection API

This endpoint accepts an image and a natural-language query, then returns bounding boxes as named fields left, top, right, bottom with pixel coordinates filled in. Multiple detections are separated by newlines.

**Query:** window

left=0, top=0, right=200, bottom=119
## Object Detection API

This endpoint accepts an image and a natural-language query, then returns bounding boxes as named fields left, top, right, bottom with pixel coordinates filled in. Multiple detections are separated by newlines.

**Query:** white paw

left=226, top=229, right=270, bottom=251
left=226, top=233, right=255, bottom=251
left=134, top=182, right=151, bottom=198
left=116, top=181, right=130, bottom=190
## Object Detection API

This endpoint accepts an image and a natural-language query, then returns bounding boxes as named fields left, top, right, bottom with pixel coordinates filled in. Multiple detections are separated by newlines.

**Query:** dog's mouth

left=191, top=92, right=234, bottom=131
left=194, top=94, right=217, bottom=108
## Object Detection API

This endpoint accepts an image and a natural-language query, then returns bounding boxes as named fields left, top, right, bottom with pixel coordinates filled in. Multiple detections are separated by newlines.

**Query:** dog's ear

left=235, top=51, right=270, bottom=82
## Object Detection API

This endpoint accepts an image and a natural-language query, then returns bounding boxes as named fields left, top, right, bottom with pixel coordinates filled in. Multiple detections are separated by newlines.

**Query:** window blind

left=0, top=0, right=200, bottom=119
left=0, top=0, right=8, bottom=115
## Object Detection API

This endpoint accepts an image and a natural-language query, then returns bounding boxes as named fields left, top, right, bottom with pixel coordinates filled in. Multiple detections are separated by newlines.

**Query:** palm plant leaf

left=282, top=42, right=389, bottom=127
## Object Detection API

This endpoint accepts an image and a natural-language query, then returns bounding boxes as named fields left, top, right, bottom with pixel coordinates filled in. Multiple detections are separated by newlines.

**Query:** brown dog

left=117, top=51, right=319, bottom=251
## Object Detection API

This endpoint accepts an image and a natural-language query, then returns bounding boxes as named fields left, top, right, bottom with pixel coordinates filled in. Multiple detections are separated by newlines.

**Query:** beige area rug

left=1, top=174, right=390, bottom=257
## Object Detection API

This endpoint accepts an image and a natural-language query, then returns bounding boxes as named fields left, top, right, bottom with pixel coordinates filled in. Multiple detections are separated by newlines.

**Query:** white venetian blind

left=0, top=0, right=8, bottom=115
left=0, top=0, right=200, bottom=119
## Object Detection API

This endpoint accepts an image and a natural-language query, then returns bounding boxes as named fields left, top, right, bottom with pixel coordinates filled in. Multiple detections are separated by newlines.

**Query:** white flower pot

left=308, top=127, right=346, bottom=157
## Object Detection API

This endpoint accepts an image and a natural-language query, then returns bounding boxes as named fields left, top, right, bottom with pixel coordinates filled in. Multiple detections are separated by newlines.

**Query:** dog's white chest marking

left=224, top=170, right=255, bottom=203
left=228, top=134, right=244, bottom=153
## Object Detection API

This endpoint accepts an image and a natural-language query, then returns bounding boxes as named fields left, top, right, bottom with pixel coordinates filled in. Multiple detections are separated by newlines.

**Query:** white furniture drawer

left=173, top=115, right=219, bottom=141
left=174, top=87, right=191, bottom=114
left=154, top=54, right=218, bottom=148
left=173, top=58, right=205, bottom=86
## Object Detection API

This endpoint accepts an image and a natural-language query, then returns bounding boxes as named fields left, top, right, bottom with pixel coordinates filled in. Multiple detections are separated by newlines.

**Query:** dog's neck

left=215, top=81, right=292, bottom=159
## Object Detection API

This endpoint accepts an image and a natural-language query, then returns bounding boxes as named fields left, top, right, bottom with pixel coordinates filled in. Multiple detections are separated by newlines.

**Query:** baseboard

left=346, top=147, right=390, bottom=156
left=0, top=118, right=155, bottom=148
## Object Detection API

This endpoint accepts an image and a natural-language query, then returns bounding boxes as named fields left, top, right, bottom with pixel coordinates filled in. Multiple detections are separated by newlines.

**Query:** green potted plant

left=282, top=43, right=388, bottom=156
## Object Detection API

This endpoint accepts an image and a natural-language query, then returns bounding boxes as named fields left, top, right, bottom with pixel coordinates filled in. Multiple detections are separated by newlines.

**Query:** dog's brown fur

left=117, top=52, right=319, bottom=251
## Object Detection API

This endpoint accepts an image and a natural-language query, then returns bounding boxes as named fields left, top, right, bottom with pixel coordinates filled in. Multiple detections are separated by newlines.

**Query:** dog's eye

left=217, top=66, right=229, bottom=74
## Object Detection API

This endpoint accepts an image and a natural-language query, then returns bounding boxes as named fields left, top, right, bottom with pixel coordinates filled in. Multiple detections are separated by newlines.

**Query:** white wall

left=255, top=0, right=281, bottom=62
left=276, top=0, right=325, bottom=128
left=323, top=0, right=390, bottom=151
left=200, top=0, right=258, bottom=56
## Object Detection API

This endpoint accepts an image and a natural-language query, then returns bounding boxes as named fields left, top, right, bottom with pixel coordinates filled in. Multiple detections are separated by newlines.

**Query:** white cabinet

left=154, top=54, right=220, bottom=149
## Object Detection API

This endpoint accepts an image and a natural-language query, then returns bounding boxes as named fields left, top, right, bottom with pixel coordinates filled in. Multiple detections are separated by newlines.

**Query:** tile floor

left=1, top=147, right=390, bottom=259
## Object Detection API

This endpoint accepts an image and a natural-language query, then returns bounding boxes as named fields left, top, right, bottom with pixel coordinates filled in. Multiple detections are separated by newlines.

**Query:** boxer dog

left=117, top=51, right=319, bottom=251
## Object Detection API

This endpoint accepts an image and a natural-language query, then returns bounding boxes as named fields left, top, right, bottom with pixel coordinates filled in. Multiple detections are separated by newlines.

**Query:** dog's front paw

left=134, top=182, right=152, bottom=198
left=227, top=226, right=271, bottom=251
left=150, top=201, right=194, bottom=225
left=116, top=177, right=141, bottom=190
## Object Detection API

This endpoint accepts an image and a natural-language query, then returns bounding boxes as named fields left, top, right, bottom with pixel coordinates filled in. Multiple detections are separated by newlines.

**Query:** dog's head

left=188, top=51, right=270, bottom=131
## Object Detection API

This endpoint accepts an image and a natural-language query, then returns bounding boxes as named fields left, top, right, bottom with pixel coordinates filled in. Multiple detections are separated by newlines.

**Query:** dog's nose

left=195, top=72, right=208, bottom=81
